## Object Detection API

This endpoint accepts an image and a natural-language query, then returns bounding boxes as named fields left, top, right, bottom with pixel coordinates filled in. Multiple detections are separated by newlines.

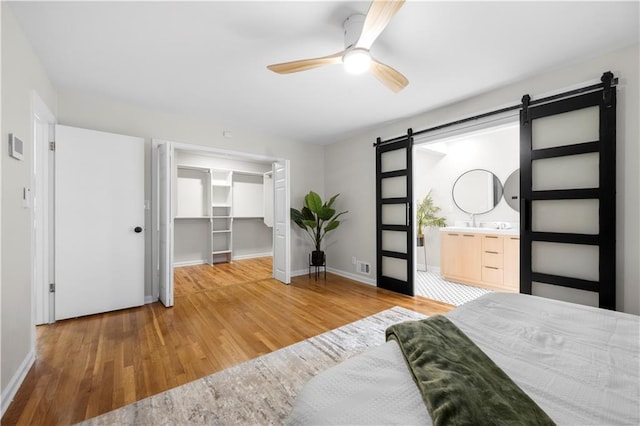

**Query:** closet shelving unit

left=211, top=170, right=233, bottom=263
left=175, top=165, right=211, bottom=219
left=174, top=163, right=272, bottom=266
left=174, top=165, right=213, bottom=266
left=174, top=166, right=234, bottom=265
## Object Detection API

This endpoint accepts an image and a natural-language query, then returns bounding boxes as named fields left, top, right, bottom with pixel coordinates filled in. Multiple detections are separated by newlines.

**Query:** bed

left=286, top=293, right=640, bottom=425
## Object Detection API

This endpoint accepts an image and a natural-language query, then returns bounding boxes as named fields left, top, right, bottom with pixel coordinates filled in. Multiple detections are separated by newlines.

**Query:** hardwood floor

left=2, top=258, right=453, bottom=425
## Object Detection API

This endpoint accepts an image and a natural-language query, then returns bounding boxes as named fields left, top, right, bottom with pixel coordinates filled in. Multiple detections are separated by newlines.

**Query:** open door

left=54, top=125, right=145, bottom=320
left=520, top=72, right=616, bottom=309
left=273, top=160, right=291, bottom=283
left=158, top=142, right=174, bottom=307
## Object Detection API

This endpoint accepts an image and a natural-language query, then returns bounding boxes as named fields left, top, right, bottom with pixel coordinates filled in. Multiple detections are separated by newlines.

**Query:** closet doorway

left=153, top=141, right=291, bottom=307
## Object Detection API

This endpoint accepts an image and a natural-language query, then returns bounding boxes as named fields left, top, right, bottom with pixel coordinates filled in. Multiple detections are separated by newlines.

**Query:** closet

left=173, top=150, right=273, bottom=266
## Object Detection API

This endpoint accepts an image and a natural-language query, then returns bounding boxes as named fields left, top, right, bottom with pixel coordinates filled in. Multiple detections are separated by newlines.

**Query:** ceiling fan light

left=343, top=49, right=371, bottom=74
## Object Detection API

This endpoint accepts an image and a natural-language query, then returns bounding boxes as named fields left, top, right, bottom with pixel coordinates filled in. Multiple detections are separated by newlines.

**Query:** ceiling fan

left=267, top=0, right=408, bottom=93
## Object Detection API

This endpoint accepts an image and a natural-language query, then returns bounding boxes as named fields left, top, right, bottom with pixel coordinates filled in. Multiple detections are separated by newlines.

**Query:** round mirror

left=452, top=169, right=503, bottom=214
left=503, top=169, right=520, bottom=212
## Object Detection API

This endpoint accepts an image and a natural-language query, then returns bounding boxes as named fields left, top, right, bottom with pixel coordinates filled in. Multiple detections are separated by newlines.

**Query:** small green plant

left=417, top=191, right=446, bottom=236
left=291, top=191, right=348, bottom=252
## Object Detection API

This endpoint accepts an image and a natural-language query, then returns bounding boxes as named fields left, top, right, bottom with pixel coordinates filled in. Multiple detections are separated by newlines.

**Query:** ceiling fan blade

left=371, top=59, right=408, bottom=92
left=267, top=51, right=344, bottom=74
left=356, top=0, right=405, bottom=49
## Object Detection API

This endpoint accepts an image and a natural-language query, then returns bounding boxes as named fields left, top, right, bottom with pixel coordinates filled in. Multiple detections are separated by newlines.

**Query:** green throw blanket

left=386, top=315, right=555, bottom=426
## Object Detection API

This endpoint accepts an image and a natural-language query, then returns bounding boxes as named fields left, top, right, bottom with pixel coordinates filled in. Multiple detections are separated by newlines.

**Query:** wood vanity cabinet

left=441, top=233, right=481, bottom=283
left=481, top=235, right=504, bottom=286
left=503, top=236, right=520, bottom=290
left=441, top=231, right=519, bottom=292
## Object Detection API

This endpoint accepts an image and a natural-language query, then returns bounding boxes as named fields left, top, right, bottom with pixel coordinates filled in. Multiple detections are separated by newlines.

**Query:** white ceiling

left=9, top=1, right=639, bottom=145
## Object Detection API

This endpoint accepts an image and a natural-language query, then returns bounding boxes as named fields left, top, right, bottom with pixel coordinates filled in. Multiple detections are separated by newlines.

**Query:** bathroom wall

left=414, top=123, right=520, bottom=270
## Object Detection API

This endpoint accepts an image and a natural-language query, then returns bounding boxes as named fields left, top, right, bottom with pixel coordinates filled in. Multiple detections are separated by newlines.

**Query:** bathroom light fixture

left=342, top=48, right=372, bottom=74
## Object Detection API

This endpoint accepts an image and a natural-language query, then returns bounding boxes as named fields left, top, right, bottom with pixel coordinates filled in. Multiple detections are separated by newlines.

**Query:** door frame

left=151, top=140, right=291, bottom=302
left=32, top=91, right=56, bottom=325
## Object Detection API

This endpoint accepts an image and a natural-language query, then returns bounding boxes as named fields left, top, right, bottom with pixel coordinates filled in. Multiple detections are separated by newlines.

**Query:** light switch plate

left=22, top=187, right=31, bottom=208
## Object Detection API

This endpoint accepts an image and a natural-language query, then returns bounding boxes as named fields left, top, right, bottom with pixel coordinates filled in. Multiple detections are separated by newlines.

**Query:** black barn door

left=376, top=134, right=414, bottom=296
left=520, top=72, right=616, bottom=309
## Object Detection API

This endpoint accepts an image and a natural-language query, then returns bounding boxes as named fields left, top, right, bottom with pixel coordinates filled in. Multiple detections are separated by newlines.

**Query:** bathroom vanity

left=441, top=227, right=519, bottom=292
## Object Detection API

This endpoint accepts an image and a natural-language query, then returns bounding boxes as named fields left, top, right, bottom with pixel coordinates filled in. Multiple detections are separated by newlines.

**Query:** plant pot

left=417, top=234, right=424, bottom=247
left=311, top=250, right=325, bottom=266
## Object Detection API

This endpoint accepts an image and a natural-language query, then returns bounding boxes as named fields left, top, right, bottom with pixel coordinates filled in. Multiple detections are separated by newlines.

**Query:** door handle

left=406, top=202, right=410, bottom=227
left=134, top=226, right=143, bottom=233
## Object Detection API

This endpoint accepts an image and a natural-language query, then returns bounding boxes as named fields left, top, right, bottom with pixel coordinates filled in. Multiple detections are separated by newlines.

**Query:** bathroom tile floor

left=415, top=270, right=491, bottom=306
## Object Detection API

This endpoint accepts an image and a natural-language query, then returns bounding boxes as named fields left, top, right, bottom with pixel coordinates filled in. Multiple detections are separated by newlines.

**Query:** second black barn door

left=376, top=135, right=414, bottom=296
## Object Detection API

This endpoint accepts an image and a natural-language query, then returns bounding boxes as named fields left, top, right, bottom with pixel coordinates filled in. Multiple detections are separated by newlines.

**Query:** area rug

left=79, top=306, right=427, bottom=425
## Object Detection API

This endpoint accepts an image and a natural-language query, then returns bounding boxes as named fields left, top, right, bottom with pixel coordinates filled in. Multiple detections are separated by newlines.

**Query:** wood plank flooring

left=2, top=258, right=453, bottom=425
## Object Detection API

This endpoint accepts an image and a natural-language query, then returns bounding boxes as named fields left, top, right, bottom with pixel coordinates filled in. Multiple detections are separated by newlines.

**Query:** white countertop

left=441, top=226, right=520, bottom=236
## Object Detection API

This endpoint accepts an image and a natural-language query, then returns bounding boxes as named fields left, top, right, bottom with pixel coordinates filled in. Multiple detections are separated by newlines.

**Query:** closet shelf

left=212, top=230, right=231, bottom=234
left=234, top=216, right=264, bottom=219
left=212, top=249, right=232, bottom=255
left=212, top=215, right=232, bottom=219
left=211, top=181, right=231, bottom=187
left=175, top=216, right=211, bottom=220
left=212, top=203, right=232, bottom=207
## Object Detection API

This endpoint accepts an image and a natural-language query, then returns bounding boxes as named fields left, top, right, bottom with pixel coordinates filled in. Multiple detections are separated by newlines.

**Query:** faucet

left=470, top=213, right=476, bottom=227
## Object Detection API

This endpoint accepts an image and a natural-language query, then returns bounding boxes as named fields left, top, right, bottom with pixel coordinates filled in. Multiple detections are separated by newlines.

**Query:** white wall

left=57, top=91, right=325, bottom=296
left=325, top=44, right=640, bottom=315
left=415, top=124, right=520, bottom=269
left=1, top=3, right=58, bottom=411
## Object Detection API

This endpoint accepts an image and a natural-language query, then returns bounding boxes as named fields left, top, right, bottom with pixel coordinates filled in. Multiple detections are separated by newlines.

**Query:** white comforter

left=287, top=293, right=640, bottom=425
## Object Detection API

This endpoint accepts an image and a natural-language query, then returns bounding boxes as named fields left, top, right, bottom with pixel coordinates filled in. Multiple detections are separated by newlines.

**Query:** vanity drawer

left=482, top=250, right=503, bottom=268
left=482, top=235, right=503, bottom=252
left=482, top=266, right=504, bottom=285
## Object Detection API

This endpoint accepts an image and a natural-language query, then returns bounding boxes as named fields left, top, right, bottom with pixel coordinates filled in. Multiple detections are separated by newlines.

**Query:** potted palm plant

left=417, top=191, right=446, bottom=246
left=291, top=191, right=348, bottom=266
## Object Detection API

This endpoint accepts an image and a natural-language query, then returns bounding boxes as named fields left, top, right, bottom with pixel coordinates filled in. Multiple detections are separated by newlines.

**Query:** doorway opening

left=174, top=149, right=274, bottom=300
left=152, top=140, right=291, bottom=307
left=413, top=121, right=520, bottom=306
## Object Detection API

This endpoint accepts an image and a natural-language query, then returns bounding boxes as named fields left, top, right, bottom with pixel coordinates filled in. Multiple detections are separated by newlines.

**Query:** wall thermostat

left=9, top=133, right=24, bottom=160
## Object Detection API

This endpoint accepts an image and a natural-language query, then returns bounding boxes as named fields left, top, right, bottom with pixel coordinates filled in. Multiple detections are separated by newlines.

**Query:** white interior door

left=54, top=125, right=145, bottom=320
left=158, top=142, right=174, bottom=307
left=273, top=160, right=290, bottom=283
left=32, top=93, right=56, bottom=325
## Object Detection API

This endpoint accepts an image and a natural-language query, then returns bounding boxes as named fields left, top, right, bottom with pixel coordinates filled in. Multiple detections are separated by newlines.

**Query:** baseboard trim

left=427, top=266, right=441, bottom=274
left=173, top=260, right=208, bottom=267
left=291, top=267, right=376, bottom=286
left=232, top=252, right=272, bottom=261
left=144, top=295, right=157, bottom=304
left=291, top=268, right=309, bottom=277
left=327, top=268, right=376, bottom=286
left=1, top=349, right=35, bottom=417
